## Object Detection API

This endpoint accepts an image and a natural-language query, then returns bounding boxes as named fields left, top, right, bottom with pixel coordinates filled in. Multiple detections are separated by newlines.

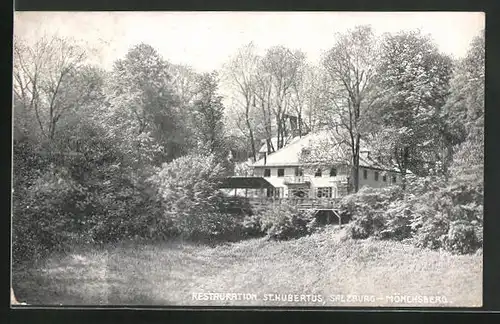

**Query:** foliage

left=11, top=28, right=484, bottom=265
left=410, top=182, right=483, bottom=254
left=446, top=32, right=484, bottom=185
left=148, top=154, right=228, bottom=239
left=260, top=204, right=315, bottom=241
left=241, top=214, right=265, bottom=238
left=339, top=185, right=404, bottom=218
left=191, top=71, right=233, bottom=174
left=373, top=30, right=453, bottom=179
left=12, top=166, right=85, bottom=264
left=103, top=43, right=187, bottom=164
left=321, top=25, right=380, bottom=192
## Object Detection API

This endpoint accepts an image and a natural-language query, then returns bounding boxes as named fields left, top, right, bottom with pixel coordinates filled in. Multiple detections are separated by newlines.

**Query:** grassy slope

left=12, top=227, right=482, bottom=307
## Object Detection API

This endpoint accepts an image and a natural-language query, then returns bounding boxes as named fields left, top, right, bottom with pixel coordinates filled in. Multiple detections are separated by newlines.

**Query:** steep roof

left=254, top=133, right=318, bottom=167
left=258, top=136, right=295, bottom=153
left=253, top=129, right=402, bottom=172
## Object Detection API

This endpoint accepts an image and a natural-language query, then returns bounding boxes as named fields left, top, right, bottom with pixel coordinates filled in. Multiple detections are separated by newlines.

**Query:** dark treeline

left=12, top=26, right=484, bottom=263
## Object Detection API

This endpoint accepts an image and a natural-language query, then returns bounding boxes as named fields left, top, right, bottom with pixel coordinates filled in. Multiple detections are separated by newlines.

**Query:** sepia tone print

left=11, top=11, right=484, bottom=307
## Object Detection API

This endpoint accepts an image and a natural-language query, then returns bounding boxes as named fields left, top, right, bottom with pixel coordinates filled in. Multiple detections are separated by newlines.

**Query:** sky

left=14, top=11, right=485, bottom=73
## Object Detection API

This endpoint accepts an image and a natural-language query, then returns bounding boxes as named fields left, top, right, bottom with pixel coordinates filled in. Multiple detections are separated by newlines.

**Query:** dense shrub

left=338, top=178, right=482, bottom=255
left=339, top=186, right=403, bottom=239
left=148, top=154, right=229, bottom=240
left=11, top=119, right=167, bottom=264
left=378, top=199, right=413, bottom=241
left=410, top=182, right=483, bottom=254
left=241, top=214, right=265, bottom=238
left=339, top=186, right=403, bottom=218
left=260, top=204, right=315, bottom=241
left=12, top=166, right=87, bottom=264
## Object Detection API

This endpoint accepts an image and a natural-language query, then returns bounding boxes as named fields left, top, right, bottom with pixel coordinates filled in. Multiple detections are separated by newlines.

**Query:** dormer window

left=315, top=168, right=322, bottom=177
left=329, top=167, right=337, bottom=177
left=301, top=148, right=311, bottom=158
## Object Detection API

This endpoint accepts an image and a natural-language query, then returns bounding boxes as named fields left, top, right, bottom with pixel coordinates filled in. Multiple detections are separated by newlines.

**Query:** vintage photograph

left=11, top=11, right=484, bottom=307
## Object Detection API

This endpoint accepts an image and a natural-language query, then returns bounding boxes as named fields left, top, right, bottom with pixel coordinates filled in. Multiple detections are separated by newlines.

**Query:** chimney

left=264, top=152, right=267, bottom=165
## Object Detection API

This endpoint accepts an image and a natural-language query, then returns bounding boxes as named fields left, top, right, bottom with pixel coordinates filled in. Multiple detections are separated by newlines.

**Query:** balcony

left=332, top=175, right=349, bottom=184
left=283, top=175, right=311, bottom=185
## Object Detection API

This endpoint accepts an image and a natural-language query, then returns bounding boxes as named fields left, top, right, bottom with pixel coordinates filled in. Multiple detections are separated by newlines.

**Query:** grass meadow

left=11, top=226, right=482, bottom=308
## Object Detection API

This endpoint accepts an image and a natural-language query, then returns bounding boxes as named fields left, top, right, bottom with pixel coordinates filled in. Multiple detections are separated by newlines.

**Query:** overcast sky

left=14, top=11, right=485, bottom=73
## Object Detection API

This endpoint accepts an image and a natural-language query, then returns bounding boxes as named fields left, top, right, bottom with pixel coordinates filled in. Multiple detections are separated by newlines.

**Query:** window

left=316, top=187, right=333, bottom=198
left=329, top=167, right=337, bottom=177
left=392, top=175, right=397, bottom=183
left=267, top=187, right=282, bottom=198
left=382, top=174, right=387, bottom=182
left=277, top=168, right=285, bottom=177
left=264, top=169, right=271, bottom=177
left=374, top=171, right=379, bottom=181
left=295, top=167, right=304, bottom=176
left=289, top=188, right=307, bottom=198
left=315, top=168, right=322, bottom=177
left=363, top=169, right=368, bottom=180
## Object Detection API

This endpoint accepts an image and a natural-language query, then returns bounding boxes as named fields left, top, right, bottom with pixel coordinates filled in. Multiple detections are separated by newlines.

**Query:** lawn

left=12, top=226, right=482, bottom=307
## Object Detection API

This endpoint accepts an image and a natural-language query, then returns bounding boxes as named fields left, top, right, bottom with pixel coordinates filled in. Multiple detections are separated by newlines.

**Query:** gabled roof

left=254, top=133, right=317, bottom=167
left=253, top=129, right=402, bottom=172
left=258, top=135, right=295, bottom=153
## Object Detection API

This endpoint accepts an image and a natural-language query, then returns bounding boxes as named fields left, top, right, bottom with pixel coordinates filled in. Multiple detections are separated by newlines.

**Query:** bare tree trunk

left=401, top=146, right=409, bottom=190
left=353, top=134, right=360, bottom=192
left=246, top=116, right=257, bottom=162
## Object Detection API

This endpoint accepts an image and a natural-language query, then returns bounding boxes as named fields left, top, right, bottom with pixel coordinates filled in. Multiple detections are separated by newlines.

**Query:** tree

left=167, top=63, right=199, bottom=107
left=321, top=25, right=380, bottom=193
left=191, top=71, right=228, bottom=159
left=103, top=43, right=184, bottom=165
left=222, top=43, right=260, bottom=162
left=261, top=46, right=307, bottom=150
left=374, top=29, right=453, bottom=188
left=447, top=31, right=485, bottom=185
left=13, top=36, right=90, bottom=141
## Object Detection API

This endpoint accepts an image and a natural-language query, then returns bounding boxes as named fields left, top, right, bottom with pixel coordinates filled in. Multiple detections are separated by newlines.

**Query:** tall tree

left=321, top=25, right=380, bottom=193
left=222, top=43, right=260, bottom=161
left=261, top=46, right=306, bottom=150
left=103, top=43, right=183, bottom=165
left=374, top=30, right=453, bottom=187
left=446, top=31, right=485, bottom=185
left=191, top=71, right=227, bottom=158
left=13, top=36, right=89, bottom=141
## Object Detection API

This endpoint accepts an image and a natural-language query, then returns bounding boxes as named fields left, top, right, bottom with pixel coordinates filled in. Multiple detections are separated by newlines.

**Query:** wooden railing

left=283, top=176, right=311, bottom=184
left=222, top=197, right=340, bottom=209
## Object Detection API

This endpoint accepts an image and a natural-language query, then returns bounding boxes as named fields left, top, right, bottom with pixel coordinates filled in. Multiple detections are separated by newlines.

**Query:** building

left=232, top=130, right=403, bottom=199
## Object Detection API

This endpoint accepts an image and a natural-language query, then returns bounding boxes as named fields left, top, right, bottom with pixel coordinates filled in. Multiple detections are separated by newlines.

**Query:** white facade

left=249, top=131, right=404, bottom=199
left=252, top=164, right=402, bottom=199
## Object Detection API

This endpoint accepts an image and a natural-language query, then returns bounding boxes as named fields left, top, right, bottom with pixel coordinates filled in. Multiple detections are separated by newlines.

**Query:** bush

left=444, top=220, right=482, bottom=254
left=12, top=166, right=86, bottom=264
left=148, top=154, right=229, bottom=239
left=260, top=204, right=315, bottom=241
left=346, top=213, right=386, bottom=239
left=339, top=186, right=403, bottom=219
left=378, top=200, right=413, bottom=241
left=410, top=182, right=483, bottom=254
left=339, top=186, right=403, bottom=240
left=241, top=214, right=265, bottom=238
